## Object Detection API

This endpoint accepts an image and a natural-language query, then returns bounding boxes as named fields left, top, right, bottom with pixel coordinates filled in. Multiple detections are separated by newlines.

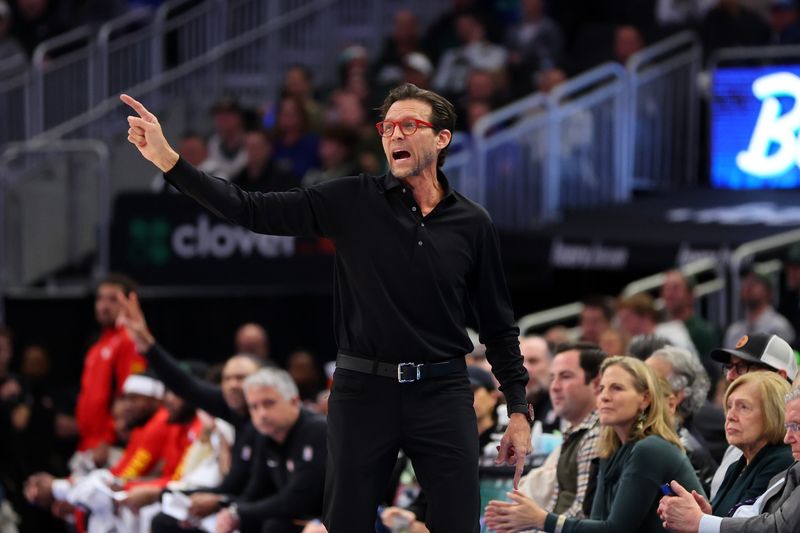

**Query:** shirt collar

left=381, top=170, right=457, bottom=203
left=565, top=410, right=599, bottom=437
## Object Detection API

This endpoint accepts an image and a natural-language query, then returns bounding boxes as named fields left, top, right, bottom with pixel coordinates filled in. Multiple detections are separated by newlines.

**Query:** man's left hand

left=657, top=480, right=704, bottom=533
left=495, top=413, right=532, bottom=489
left=216, top=508, right=240, bottom=533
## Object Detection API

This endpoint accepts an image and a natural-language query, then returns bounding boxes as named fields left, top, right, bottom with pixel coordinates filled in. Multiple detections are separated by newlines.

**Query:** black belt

left=336, top=353, right=465, bottom=383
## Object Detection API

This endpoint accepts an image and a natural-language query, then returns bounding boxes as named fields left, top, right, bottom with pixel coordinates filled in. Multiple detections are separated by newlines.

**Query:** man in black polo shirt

left=121, top=83, right=531, bottom=533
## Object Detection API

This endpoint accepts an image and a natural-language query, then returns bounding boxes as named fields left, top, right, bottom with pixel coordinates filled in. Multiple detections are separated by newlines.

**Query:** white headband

left=123, top=374, right=165, bottom=399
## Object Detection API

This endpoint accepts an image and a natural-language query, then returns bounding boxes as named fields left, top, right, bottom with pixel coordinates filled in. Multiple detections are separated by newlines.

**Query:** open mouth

left=392, top=150, right=411, bottom=161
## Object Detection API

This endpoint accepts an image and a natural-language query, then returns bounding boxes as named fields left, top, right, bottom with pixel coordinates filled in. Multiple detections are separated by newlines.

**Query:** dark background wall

left=2, top=263, right=651, bottom=388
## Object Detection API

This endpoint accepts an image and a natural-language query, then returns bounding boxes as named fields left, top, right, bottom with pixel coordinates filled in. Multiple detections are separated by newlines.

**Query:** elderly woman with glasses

left=646, top=346, right=718, bottom=492
left=485, top=356, right=705, bottom=533
left=658, top=383, right=800, bottom=533
left=703, top=371, right=793, bottom=517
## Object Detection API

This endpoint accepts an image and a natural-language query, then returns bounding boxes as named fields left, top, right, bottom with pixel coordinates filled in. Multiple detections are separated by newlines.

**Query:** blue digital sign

left=712, top=65, right=800, bottom=189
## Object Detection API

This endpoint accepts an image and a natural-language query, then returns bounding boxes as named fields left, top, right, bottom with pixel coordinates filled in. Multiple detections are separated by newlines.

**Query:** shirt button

left=418, top=240, right=423, bottom=246
left=402, top=188, right=406, bottom=193
left=420, top=222, right=425, bottom=227
left=411, top=206, right=417, bottom=212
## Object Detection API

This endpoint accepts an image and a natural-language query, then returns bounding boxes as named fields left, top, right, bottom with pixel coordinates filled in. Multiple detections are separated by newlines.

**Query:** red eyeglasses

left=375, top=118, right=434, bottom=137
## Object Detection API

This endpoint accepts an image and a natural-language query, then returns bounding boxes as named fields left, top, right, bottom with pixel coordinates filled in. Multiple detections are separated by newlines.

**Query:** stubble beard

left=391, top=148, right=437, bottom=179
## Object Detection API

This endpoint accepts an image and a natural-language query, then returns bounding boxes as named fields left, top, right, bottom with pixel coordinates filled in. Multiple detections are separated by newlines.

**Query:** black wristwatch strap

left=508, top=403, right=534, bottom=426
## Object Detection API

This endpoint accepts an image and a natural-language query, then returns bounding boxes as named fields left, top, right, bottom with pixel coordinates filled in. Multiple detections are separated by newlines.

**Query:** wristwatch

left=508, top=403, right=534, bottom=426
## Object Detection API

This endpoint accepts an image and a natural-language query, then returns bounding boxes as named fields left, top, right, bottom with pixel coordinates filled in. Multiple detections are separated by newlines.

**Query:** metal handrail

left=152, top=0, right=225, bottom=76
left=0, top=71, right=28, bottom=92
left=709, top=44, right=800, bottom=69
left=19, top=0, right=380, bottom=146
left=30, top=26, right=94, bottom=136
left=517, top=302, right=585, bottom=334
left=549, top=61, right=627, bottom=105
left=549, top=62, right=629, bottom=214
left=471, top=91, right=548, bottom=208
left=628, top=30, right=699, bottom=72
left=729, top=228, right=800, bottom=321
left=472, top=92, right=548, bottom=140
left=621, top=257, right=719, bottom=297
left=30, top=0, right=339, bottom=143
left=516, top=255, right=728, bottom=335
left=0, top=140, right=110, bottom=324
left=97, top=6, right=154, bottom=44
left=96, top=7, right=155, bottom=104
left=470, top=61, right=628, bottom=226
left=626, top=31, right=701, bottom=189
left=0, top=72, right=31, bottom=145
left=31, top=25, right=94, bottom=67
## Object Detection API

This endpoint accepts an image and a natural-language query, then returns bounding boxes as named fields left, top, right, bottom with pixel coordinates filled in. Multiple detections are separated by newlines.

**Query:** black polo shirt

left=235, top=409, right=327, bottom=529
left=165, top=158, right=528, bottom=411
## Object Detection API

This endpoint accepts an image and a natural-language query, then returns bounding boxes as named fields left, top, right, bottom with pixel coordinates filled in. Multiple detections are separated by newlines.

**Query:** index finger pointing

left=120, top=94, right=155, bottom=122
left=512, top=451, right=525, bottom=489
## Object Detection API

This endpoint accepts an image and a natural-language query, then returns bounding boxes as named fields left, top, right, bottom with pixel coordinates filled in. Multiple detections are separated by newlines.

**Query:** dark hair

left=245, top=127, right=275, bottom=146
left=627, top=334, right=670, bottom=360
left=581, top=294, right=614, bottom=321
left=379, top=83, right=457, bottom=168
left=555, top=342, right=607, bottom=384
left=211, top=95, right=242, bottom=115
left=99, top=273, right=137, bottom=296
left=285, top=63, right=313, bottom=82
left=322, top=125, right=359, bottom=151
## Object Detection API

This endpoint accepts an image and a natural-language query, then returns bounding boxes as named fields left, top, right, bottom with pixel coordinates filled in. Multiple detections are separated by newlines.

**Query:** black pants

left=323, top=367, right=480, bottom=533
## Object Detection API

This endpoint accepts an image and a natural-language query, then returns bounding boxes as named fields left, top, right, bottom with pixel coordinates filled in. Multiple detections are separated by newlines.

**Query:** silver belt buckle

left=397, top=362, right=421, bottom=383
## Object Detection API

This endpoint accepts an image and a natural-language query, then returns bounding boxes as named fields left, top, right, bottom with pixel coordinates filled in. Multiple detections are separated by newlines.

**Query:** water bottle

left=531, top=420, right=543, bottom=455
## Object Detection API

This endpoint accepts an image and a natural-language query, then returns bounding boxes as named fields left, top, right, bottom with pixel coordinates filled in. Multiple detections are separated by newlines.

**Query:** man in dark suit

left=658, top=383, right=800, bottom=533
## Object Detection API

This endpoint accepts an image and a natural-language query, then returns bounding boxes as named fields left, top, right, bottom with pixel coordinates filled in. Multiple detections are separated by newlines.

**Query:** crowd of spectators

left=1, top=262, right=799, bottom=532
left=129, top=0, right=800, bottom=197
left=6, top=0, right=800, bottom=189
left=5, top=1, right=800, bottom=532
left=2, top=0, right=800, bottom=202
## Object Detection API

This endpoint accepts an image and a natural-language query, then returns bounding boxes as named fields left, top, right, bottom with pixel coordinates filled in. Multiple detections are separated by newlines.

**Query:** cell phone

left=660, top=483, right=676, bottom=496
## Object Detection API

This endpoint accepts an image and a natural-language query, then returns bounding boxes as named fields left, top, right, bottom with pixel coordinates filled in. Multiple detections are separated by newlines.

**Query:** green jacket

left=711, top=442, right=793, bottom=517
left=544, top=435, right=705, bottom=533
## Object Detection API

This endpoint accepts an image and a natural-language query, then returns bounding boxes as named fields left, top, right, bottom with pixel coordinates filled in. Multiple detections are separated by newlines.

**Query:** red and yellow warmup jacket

left=110, top=408, right=200, bottom=487
left=76, top=326, right=146, bottom=451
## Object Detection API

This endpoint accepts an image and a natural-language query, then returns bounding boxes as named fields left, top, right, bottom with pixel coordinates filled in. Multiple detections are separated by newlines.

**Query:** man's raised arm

left=120, top=94, right=343, bottom=239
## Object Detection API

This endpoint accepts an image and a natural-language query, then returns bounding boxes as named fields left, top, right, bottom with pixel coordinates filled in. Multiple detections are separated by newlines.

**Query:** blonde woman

left=486, top=356, right=704, bottom=532
left=709, top=372, right=792, bottom=517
